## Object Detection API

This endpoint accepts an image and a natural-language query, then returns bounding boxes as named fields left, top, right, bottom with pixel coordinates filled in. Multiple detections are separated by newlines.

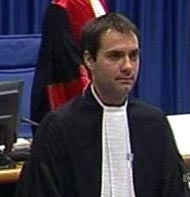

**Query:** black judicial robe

left=30, top=3, right=91, bottom=134
left=16, top=87, right=186, bottom=197
left=31, top=0, right=107, bottom=135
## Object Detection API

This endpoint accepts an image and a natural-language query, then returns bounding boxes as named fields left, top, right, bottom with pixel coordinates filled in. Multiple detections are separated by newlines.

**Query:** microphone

left=21, top=117, right=39, bottom=127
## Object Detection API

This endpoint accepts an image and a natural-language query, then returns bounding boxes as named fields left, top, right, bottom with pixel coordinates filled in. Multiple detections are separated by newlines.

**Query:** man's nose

left=121, top=55, right=133, bottom=71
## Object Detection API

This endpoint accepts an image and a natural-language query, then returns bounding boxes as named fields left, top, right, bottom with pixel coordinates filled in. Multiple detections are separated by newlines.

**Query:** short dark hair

left=81, top=12, right=139, bottom=60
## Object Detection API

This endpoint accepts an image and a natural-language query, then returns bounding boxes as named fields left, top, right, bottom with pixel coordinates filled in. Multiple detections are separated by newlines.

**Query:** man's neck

left=91, top=85, right=128, bottom=107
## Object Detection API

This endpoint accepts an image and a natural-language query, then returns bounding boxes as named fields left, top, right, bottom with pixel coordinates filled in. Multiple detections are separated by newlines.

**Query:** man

left=16, top=13, right=186, bottom=196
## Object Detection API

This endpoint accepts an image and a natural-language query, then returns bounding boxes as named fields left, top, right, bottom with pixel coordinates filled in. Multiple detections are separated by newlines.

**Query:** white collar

left=91, top=85, right=128, bottom=112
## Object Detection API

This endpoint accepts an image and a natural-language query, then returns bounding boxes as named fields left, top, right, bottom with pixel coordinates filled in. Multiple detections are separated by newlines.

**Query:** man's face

left=84, top=29, right=140, bottom=105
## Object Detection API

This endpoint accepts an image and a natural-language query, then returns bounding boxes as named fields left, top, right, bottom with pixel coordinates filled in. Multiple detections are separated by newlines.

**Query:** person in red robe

left=30, top=0, right=107, bottom=135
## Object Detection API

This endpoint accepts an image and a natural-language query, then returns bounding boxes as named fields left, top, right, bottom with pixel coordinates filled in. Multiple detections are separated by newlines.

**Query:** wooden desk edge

left=183, top=154, right=190, bottom=166
left=0, top=154, right=189, bottom=184
left=0, top=166, right=22, bottom=183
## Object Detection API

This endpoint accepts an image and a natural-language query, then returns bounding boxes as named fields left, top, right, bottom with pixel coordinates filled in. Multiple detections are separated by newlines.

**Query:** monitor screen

left=0, top=79, right=23, bottom=152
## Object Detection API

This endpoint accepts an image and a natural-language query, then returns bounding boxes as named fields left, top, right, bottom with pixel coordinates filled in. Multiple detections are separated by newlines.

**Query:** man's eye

left=108, top=52, right=123, bottom=61
left=129, top=51, right=139, bottom=61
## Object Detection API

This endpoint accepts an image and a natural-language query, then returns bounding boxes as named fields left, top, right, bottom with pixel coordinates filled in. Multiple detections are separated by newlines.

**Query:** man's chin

left=119, top=85, right=132, bottom=94
left=115, top=88, right=130, bottom=99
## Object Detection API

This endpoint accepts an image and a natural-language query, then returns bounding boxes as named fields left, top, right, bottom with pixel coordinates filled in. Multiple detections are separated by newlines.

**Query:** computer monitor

left=0, top=79, right=23, bottom=152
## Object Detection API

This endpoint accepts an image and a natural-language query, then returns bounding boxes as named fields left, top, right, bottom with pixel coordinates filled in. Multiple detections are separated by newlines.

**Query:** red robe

left=30, top=0, right=107, bottom=133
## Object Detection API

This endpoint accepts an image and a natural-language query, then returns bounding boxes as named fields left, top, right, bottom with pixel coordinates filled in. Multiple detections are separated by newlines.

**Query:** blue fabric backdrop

left=0, top=0, right=50, bottom=34
left=109, top=0, right=190, bottom=114
left=0, top=0, right=190, bottom=115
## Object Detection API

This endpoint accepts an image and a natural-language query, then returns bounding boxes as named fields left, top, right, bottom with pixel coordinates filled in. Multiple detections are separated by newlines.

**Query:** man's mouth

left=115, top=76, right=134, bottom=83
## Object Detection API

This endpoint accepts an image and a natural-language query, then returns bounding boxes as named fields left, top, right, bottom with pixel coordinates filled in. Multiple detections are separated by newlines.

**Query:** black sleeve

left=30, top=4, right=82, bottom=132
left=15, top=112, right=67, bottom=197
left=159, top=115, right=188, bottom=197
left=38, top=4, right=82, bottom=84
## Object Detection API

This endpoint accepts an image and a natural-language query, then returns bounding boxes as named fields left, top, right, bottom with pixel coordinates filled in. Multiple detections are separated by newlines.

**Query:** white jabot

left=88, top=0, right=106, bottom=17
left=91, top=85, right=136, bottom=197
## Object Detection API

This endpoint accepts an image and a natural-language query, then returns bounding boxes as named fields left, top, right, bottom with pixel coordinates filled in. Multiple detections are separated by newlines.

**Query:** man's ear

left=83, top=50, right=95, bottom=71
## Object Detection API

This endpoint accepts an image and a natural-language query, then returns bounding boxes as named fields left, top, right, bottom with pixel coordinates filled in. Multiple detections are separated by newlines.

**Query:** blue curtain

left=0, top=0, right=190, bottom=114
left=0, top=0, right=50, bottom=34
left=109, top=0, right=190, bottom=114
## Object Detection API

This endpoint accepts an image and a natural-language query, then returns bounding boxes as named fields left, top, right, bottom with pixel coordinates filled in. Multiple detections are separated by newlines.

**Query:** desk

left=0, top=164, right=22, bottom=184
left=0, top=155, right=189, bottom=184
left=184, top=154, right=190, bottom=166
